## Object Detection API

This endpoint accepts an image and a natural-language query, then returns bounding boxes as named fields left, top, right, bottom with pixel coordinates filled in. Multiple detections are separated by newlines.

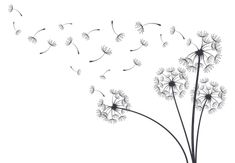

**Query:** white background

left=0, top=0, right=235, bottom=162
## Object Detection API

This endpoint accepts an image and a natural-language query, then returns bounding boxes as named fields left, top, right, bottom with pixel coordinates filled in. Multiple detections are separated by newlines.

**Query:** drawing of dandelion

left=65, top=37, right=80, bottom=55
left=12, top=21, right=21, bottom=35
left=160, top=34, right=168, bottom=47
left=111, top=20, right=125, bottom=42
left=130, top=39, right=148, bottom=52
left=100, top=69, right=111, bottom=79
left=90, top=86, right=105, bottom=97
left=58, top=23, right=72, bottom=30
left=39, top=40, right=57, bottom=54
left=123, top=59, right=141, bottom=71
left=89, top=45, right=112, bottom=63
left=135, top=21, right=161, bottom=34
left=28, top=28, right=46, bottom=44
left=82, top=28, right=100, bottom=40
left=70, top=66, right=81, bottom=76
left=170, top=26, right=185, bottom=40
left=8, top=4, right=22, bottom=16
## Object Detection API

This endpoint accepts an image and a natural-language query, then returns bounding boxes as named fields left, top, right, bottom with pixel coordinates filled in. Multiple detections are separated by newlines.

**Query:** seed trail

left=58, top=23, right=72, bottom=30
left=111, top=20, right=125, bottom=42
left=130, top=39, right=148, bottom=52
left=70, top=66, right=81, bottom=76
left=12, top=21, right=21, bottom=35
left=123, top=59, right=141, bottom=71
left=100, top=69, right=111, bottom=79
left=160, top=34, right=168, bottom=47
left=8, top=4, right=23, bottom=16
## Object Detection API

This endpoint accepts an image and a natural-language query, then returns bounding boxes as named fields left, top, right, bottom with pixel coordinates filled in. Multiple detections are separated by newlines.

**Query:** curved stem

left=34, top=28, right=46, bottom=36
left=88, top=29, right=100, bottom=34
left=95, top=90, right=105, bottom=97
left=191, top=56, right=201, bottom=162
left=13, top=22, right=16, bottom=30
left=103, top=69, right=111, bottom=75
left=160, top=34, right=164, bottom=43
left=195, top=100, right=207, bottom=163
left=39, top=46, right=51, bottom=54
left=130, top=45, right=142, bottom=52
left=143, top=22, right=161, bottom=26
left=89, top=53, right=105, bottom=63
left=116, top=107, right=188, bottom=163
left=176, top=31, right=185, bottom=40
left=172, top=89, right=193, bottom=162
left=72, top=43, right=80, bottom=55
left=123, top=65, right=135, bottom=71
left=63, top=23, right=72, bottom=26
left=111, top=20, right=118, bottom=35
left=14, top=9, right=23, bottom=16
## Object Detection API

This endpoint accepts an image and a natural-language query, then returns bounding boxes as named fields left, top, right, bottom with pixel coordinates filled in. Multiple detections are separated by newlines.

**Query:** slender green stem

left=195, top=100, right=207, bottom=163
left=116, top=107, right=189, bottom=163
left=172, top=89, right=193, bottom=162
left=191, top=56, right=201, bottom=163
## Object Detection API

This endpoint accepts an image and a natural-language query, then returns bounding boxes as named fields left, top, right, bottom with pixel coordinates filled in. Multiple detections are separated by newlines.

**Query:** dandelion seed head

left=135, top=22, right=144, bottom=34
left=116, top=33, right=125, bottom=42
left=8, top=4, right=13, bottom=12
left=133, top=59, right=141, bottom=66
left=82, top=32, right=90, bottom=40
left=65, top=37, right=73, bottom=46
left=58, top=24, right=64, bottom=30
left=90, top=86, right=95, bottom=94
left=15, top=30, right=21, bottom=35
left=101, top=46, right=112, bottom=55
left=170, top=26, right=176, bottom=35
left=140, top=39, right=148, bottom=47
left=48, top=40, right=57, bottom=47
left=28, top=36, right=37, bottom=44
left=186, top=38, right=192, bottom=46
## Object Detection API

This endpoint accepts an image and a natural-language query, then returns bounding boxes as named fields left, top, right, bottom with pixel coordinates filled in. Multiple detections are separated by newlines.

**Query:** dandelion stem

left=176, top=31, right=185, bottom=40
left=95, top=90, right=105, bottom=97
left=88, top=29, right=100, bottom=34
left=123, top=65, right=135, bottom=71
left=195, top=100, right=207, bottom=163
left=191, top=56, right=201, bottom=162
left=72, top=43, right=80, bottom=55
left=14, top=9, right=23, bottom=16
left=143, top=22, right=161, bottom=26
left=111, top=20, right=118, bottom=35
left=89, top=53, right=105, bottom=63
left=13, top=22, right=16, bottom=30
left=130, top=45, right=142, bottom=52
left=34, top=28, right=46, bottom=36
left=172, top=89, right=193, bottom=162
left=63, top=23, right=72, bottom=26
left=116, top=107, right=188, bottom=163
left=39, top=46, right=51, bottom=54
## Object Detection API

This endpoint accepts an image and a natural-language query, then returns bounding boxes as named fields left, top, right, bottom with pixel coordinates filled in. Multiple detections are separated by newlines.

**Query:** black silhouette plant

left=111, top=20, right=125, bottom=42
left=39, top=40, right=57, bottom=54
left=123, top=59, right=141, bottom=71
left=89, top=45, right=112, bottom=63
left=58, top=23, right=72, bottom=30
left=170, top=26, right=185, bottom=40
left=82, top=28, right=100, bottom=40
left=100, top=69, right=111, bottom=79
left=90, top=86, right=105, bottom=97
left=130, top=39, right=148, bottom=52
left=160, top=34, right=168, bottom=47
left=28, top=28, right=46, bottom=44
left=12, top=21, right=21, bottom=35
left=65, top=37, right=80, bottom=55
left=8, top=4, right=22, bottom=16
left=135, top=21, right=161, bottom=34
left=70, top=66, right=81, bottom=76
left=96, top=89, right=130, bottom=123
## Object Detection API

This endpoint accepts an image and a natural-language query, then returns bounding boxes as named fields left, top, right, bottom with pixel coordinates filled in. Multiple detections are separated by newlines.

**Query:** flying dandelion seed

left=130, top=39, right=148, bottom=52
left=89, top=45, right=112, bottom=63
left=82, top=28, right=100, bottom=40
left=70, top=66, right=81, bottom=76
left=8, top=4, right=22, bottom=16
left=160, top=34, right=168, bottom=47
left=58, top=23, right=72, bottom=30
left=28, top=28, right=46, bottom=44
left=65, top=37, right=80, bottom=55
left=96, top=89, right=130, bottom=123
left=123, top=59, right=141, bottom=71
left=154, top=67, right=189, bottom=100
left=89, top=86, right=105, bottom=97
left=39, top=40, right=57, bottom=54
left=170, top=26, right=185, bottom=40
left=179, top=31, right=222, bottom=73
left=12, top=21, right=21, bottom=35
left=111, top=20, right=125, bottom=42
left=135, top=21, right=161, bottom=34
left=100, top=69, right=111, bottom=79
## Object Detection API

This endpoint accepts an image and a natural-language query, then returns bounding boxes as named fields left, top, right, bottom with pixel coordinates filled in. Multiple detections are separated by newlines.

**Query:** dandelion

left=90, top=86, right=105, bottom=97
left=193, top=78, right=226, bottom=113
left=28, top=28, right=46, bottom=44
left=170, top=26, right=185, bottom=40
left=123, top=59, right=141, bottom=71
left=82, top=28, right=100, bottom=40
left=111, top=20, right=125, bottom=42
left=100, top=69, right=111, bottom=79
left=96, top=89, right=130, bottom=123
left=39, top=40, right=57, bottom=54
left=179, top=31, right=222, bottom=73
left=130, top=39, right=148, bottom=52
left=8, top=4, right=22, bottom=16
left=160, top=34, right=168, bottom=47
left=65, top=37, right=80, bottom=55
left=12, top=21, right=21, bottom=35
left=89, top=45, right=112, bottom=63
left=58, top=23, right=72, bottom=30
left=135, top=21, right=161, bottom=34
left=154, top=67, right=189, bottom=99
left=70, top=66, right=81, bottom=76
